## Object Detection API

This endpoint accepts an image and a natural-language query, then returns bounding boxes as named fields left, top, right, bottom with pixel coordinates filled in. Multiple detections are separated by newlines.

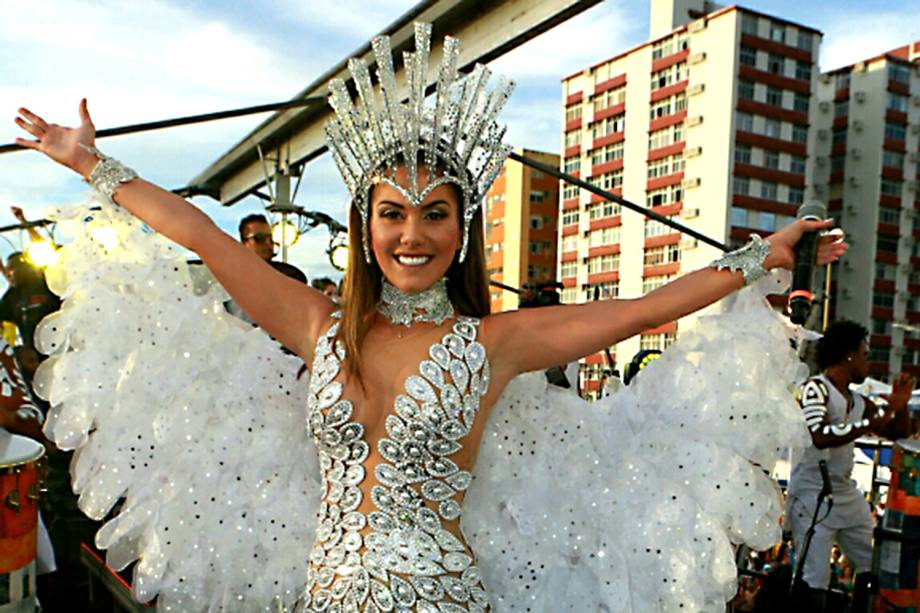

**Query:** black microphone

left=818, top=459, right=833, bottom=500
left=788, top=201, right=827, bottom=325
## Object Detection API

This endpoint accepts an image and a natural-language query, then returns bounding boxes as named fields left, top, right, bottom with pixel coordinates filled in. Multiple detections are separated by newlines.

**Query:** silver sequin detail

left=324, top=22, right=515, bottom=263
left=377, top=279, right=454, bottom=327
left=80, top=144, right=139, bottom=202
left=304, top=315, right=491, bottom=611
left=709, top=234, right=771, bottom=285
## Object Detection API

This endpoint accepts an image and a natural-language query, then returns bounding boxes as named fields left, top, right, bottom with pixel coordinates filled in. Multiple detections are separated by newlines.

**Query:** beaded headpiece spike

left=325, top=22, right=514, bottom=263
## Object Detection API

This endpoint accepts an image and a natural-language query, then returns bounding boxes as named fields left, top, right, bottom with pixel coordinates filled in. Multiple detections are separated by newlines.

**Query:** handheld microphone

left=788, top=201, right=827, bottom=325
left=818, top=459, right=833, bottom=500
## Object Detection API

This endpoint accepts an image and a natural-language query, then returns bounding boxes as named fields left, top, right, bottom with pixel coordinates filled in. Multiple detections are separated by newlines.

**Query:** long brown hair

left=337, top=182, right=490, bottom=385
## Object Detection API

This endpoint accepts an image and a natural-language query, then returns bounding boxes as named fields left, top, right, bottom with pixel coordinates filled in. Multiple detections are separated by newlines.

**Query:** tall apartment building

left=484, top=148, right=561, bottom=312
left=809, top=42, right=920, bottom=381
left=560, top=0, right=820, bottom=395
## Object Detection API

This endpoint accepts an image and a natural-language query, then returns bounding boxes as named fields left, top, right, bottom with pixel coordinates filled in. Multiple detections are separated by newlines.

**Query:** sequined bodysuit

left=301, top=314, right=492, bottom=612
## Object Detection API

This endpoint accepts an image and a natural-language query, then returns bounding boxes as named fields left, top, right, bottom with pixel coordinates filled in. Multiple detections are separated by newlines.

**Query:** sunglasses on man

left=243, top=232, right=275, bottom=245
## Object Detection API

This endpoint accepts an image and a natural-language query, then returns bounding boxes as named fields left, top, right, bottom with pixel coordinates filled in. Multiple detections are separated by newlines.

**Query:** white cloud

left=819, top=6, right=920, bottom=70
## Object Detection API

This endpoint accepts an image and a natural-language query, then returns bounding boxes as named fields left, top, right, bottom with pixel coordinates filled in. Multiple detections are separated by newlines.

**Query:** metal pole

left=822, top=263, right=832, bottom=331
left=0, top=98, right=325, bottom=154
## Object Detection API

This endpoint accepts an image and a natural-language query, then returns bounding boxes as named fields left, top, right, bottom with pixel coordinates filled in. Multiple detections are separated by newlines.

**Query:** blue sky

left=0, top=0, right=917, bottom=282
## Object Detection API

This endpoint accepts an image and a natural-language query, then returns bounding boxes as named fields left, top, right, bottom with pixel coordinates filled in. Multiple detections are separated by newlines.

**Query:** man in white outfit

left=787, top=320, right=915, bottom=610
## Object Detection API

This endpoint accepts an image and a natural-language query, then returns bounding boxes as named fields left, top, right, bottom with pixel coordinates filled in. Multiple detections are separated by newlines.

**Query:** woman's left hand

left=763, top=218, right=848, bottom=270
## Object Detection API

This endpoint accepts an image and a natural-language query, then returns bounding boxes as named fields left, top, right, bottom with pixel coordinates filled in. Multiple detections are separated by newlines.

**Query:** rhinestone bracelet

left=79, top=144, right=138, bottom=202
left=709, top=234, right=771, bottom=285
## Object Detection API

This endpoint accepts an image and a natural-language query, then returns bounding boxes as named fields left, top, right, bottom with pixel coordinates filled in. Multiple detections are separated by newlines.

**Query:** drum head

left=0, top=431, right=43, bottom=468
left=895, top=438, right=920, bottom=455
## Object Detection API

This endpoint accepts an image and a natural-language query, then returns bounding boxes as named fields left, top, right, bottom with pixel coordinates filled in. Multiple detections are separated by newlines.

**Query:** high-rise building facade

left=560, top=1, right=820, bottom=395
left=485, top=148, right=561, bottom=313
left=809, top=42, right=920, bottom=381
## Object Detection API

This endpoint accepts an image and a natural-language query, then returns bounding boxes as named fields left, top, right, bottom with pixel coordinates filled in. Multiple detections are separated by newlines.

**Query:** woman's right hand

left=14, top=99, right=99, bottom=178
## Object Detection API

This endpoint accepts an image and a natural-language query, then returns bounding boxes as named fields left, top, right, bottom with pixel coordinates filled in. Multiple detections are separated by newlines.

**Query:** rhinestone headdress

left=325, top=22, right=514, bottom=263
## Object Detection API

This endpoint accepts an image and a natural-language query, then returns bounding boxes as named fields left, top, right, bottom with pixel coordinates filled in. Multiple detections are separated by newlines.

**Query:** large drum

left=0, top=433, right=44, bottom=612
left=873, top=438, right=920, bottom=612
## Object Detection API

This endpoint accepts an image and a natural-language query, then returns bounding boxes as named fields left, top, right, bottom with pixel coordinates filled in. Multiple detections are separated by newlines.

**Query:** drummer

left=786, top=320, right=916, bottom=609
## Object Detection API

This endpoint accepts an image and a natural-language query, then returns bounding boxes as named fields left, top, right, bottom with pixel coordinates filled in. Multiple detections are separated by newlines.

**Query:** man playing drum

left=787, top=320, right=915, bottom=610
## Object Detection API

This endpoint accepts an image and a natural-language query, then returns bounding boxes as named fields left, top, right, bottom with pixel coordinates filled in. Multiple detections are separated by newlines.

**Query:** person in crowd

left=786, top=319, right=915, bottom=611
left=311, top=276, right=338, bottom=300
left=226, top=213, right=307, bottom=323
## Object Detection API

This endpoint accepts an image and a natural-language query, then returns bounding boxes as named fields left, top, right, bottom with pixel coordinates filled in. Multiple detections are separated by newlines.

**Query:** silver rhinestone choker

left=376, top=278, right=454, bottom=327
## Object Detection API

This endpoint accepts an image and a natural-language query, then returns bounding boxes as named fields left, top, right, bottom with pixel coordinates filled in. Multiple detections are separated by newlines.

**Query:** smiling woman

left=14, top=21, right=851, bottom=613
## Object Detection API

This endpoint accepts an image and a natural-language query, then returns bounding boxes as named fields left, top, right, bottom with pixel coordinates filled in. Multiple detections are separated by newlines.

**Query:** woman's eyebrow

left=421, top=200, right=449, bottom=209
left=376, top=200, right=406, bottom=208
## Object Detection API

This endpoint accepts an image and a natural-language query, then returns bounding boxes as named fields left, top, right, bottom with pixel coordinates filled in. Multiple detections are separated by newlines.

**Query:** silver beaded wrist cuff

left=80, top=144, right=138, bottom=201
left=709, top=234, right=771, bottom=285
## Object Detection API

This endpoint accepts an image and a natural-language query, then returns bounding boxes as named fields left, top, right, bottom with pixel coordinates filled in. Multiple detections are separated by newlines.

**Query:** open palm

left=14, top=99, right=97, bottom=176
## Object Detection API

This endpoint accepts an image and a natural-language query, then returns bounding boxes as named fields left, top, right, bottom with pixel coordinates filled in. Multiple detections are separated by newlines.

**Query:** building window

left=646, top=184, right=683, bottom=207
left=584, top=281, right=618, bottom=301
left=881, top=179, right=902, bottom=197
left=564, top=156, right=580, bottom=173
left=885, top=122, right=907, bottom=142
left=737, top=112, right=754, bottom=132
left=887, top=93, right=909, bottom=113
left=795, top=60, right=811, bottom=81
left=834, top=100, right=848, bottom=118
left=593, top=86, right=626, bottom=113
left=651, top=62, right=686, bottom=91
left=876, top=263, right=897, bottom=280
left=562, top=210, right=579, bottom=225
left=796, top=31, right=812, bottom=51
left=588, top=226, right=620, bottom=246
left=591, top=142, right=625, bottom=166
left=592, top=114, right=626, bottom=139
left=585, top=201, right=620, bottom=219
left=644, top=217, right=677, bottom=238
left=562, top=234, right=578, bottom=252
left=560, top=287, right=579, bottom=304
left=741, top=14, right=758, bottom=35
left=587, top=254, right=619, bottom=274
left=883, top=150, right=905, bottom=169
left=788, top=186, right=804, bottom=204
left=793, top=94, right=809, bottom=113
left=876, top=235, right=898, bottom=253
left=738, top=80, right=755, bottom=101
left=792, top=124, right=808, bottom=144
left=767, top=54, right=785, bottom=75
left=648, top=124, right=684, bottom=150
left=649, top=93, right=688, bottom=120
left=760, top=181, right=778, bottom=200
left=733, top=176, right=750, bottom=195
left=529, top=191, right=549, bottom=204
left=757, top=211, right=776, bottom=231
left=764, top=118, right=782, bottom=139
left=563, top=184, right=579, bottom=200
left=879, top=208, right=900, bottom=226
left=647, top=153, right=684, bottom=179
left=564, top=130, right=581, bottom=148
left=869, top=346, right=890, bottom=363
left=832, top=127, right=847, bottom=146
left=651, top=34, right=689, bottom=60
left=769, top=23, right=786, bottom=43
left=731, top=206, right=748, bottom=227
left=643, top=244, right=680, bottom=267
left=735, top=144, right=752, bottom=165
left=740, top=46, right=757, bottom=67
left=529, top=215, right=544, bottom=230
left=889, top=63, right=910, bottom=84
left=836, top=73, right=850, bottom=90
left=872, top=317, right=892, bottom=335
left=640, top=331, right=677, bottom=351
left=830, top=155, right=845, bottom=173
left=766, top=86, right=784, bottom=107
left=560, top=260, right=578, bottom=278
left=590, top=169, right=623, bottom=191
left=764, top=150, right=780, bottom=169
left=565, top=104, right=582, bottom=122
left=790, top=155, right=806, bottom=174
left=642, top=274, right=675, bottom=293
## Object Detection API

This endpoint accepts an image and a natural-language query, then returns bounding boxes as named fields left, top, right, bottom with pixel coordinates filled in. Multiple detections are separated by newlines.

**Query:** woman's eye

left=380, top=209, right=402, bottom=219
left=425, top=210, right=448, bottom=220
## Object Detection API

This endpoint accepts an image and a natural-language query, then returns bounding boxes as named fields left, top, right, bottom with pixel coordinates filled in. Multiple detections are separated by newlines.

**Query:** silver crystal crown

left=325, top=22, right=514, bottom=263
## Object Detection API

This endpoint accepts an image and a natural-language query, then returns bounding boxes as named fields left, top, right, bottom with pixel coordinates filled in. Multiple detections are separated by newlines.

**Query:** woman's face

left=369, top=165, right=460, bottom=295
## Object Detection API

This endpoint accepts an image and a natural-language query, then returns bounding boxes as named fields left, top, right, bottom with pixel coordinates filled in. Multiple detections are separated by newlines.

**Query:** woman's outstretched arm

left=486, top=219, right=847, bottom=377
left=15, top=100, right=334, bottom=361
